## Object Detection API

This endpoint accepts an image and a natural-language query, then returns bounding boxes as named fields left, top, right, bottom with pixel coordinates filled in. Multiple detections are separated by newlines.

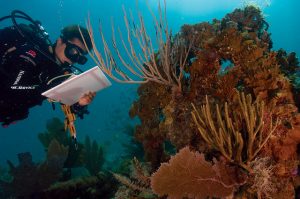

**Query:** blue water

left=0, top=0, right=299, bottom=167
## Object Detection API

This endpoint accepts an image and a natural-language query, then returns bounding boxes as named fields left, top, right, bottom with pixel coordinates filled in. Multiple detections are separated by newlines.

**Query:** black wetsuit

left=0, top=25, right=70, bottom=126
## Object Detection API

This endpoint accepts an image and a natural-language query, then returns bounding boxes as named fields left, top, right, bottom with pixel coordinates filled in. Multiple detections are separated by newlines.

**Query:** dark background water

left=0, top=0, right=299, bottom=166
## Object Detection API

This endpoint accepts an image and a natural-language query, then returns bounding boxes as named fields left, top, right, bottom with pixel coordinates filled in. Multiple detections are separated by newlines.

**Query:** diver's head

left=55, top=25, right=92, bottom=65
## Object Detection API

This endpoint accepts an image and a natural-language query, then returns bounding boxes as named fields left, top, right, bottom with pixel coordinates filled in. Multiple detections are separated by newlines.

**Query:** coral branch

left=191, top=91, right=278, bottom=171
left=81, top=1, right=191, bottom=91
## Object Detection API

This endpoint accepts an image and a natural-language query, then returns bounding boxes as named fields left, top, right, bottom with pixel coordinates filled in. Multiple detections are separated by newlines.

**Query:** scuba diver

left=0, top=10, right=96, bottom=127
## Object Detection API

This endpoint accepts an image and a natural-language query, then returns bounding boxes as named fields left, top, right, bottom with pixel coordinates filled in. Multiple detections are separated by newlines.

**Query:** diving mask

left=64, top=41, right=87, bottom=65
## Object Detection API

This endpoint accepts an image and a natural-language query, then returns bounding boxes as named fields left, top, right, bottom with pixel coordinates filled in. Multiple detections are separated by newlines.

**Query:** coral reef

left=0, top=118, right=112, bottom=198
left=36, top=172, right=117, bottom=199
left=0, top=139, right=68, bottom=198
left=128, top=5, right=300, bottom=199
left=129, top=83, right=172, bottom=169
left=83, top=135, right=105, bottom=175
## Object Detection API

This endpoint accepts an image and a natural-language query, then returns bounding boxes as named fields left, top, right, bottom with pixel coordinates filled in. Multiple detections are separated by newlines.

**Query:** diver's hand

left=78, top=91, right=96, bottom=106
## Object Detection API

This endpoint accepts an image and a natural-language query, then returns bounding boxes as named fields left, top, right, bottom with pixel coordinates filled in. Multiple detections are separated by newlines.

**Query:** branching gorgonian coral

left=81, top=0, right=191, bottom=92
left=191, top=91, right=278, bottom=172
